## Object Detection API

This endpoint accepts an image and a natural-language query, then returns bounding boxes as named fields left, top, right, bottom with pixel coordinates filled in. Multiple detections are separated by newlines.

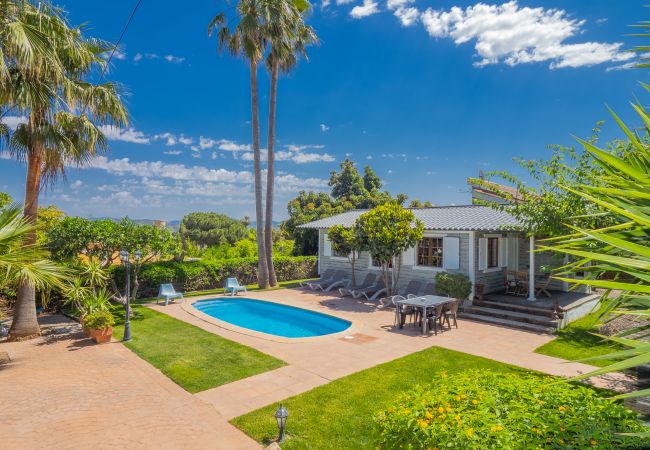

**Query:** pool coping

left=179, top=294, right=363, bottom=344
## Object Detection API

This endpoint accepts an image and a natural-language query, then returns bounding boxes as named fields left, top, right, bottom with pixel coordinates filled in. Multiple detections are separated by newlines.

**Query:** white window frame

left=480, top=234, right=504, bottom=273
left=413, top=233, right=446, bottom=272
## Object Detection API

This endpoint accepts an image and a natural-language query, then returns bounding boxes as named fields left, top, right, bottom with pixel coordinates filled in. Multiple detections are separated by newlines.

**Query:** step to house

left=462, top=306, right=559, bottom=328
left=472, top=300, right=560, bottom=318
left=458, top=312, right=556, bottom=334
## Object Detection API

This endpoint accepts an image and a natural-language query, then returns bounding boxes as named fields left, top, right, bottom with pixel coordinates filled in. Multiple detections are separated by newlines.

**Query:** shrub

left=83, top=311, right=115, bottom=330
left=435, top=271, right=472, bottom=300
left=375, top=369, right=646, bottom=449
left=111, top=256, right=317, bottom=298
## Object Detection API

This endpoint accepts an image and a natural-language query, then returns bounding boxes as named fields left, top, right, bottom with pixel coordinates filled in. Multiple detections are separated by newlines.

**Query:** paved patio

left=0, top=288, right=634, bottom=449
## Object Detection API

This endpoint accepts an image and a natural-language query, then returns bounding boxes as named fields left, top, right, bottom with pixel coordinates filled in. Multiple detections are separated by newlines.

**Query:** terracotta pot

left=79, top=316, right=91, bottom=337
left=88, top=327, right=113, bottom=344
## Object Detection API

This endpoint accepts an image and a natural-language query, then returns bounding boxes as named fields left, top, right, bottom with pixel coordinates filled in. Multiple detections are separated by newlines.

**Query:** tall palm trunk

left=9, top=121, right=43, bottom=340
left=250, top=60, right=269, bottom=289
left=265, top=61, right=279, bottom=287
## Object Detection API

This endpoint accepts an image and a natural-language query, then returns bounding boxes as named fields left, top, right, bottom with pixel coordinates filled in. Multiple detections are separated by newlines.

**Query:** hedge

left=111, top=256, right=317, bottom=299
left=375, top=369, right=647, bottom=449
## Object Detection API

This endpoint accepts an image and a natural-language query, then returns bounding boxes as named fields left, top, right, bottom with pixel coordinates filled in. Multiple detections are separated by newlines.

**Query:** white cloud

left=322, top=0, right=331, bottom=7
left=320, top=123, right=330, bottom=132
left=606, top=61, right=637, bottom=72
left=386, top=0, right=411, bottom=10
left=337, top=0, right=355, bottom=4
left=420, top=2, right=632, bottom=69
left=1, top=115, right=27, bottom=130
left=133, top=52, right=143, bottom=62
left=284, top=144, right=325, bottom=152
left=98, top=126, right=150, bottom=144
left=351, top=0, right=380, bottom=19
left=178, top=136, right=193, bottom=145
left=164, top=54, right=185, bottom=64
left=113, top=48, right=127, bottom=60
left=163, top=150, right=183, bottom=155
left=155, top=132, right=177, bottom=146
left=366, top=155, right=373, bottom=160
left=70, top=180, right=83, bottom=190
left=395, top=7, right=419, bottom=26
left=278, top=151, right=336, bottom=164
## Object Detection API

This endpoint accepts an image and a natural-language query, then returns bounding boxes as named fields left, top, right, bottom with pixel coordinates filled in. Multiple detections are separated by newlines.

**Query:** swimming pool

left=192, top=298, right=352, bottom=338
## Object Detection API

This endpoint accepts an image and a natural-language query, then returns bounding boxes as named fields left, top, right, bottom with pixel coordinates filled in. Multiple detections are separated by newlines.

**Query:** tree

left=327, top=224, right=362, bottom=287
left=363, top=166, right=382, bottom=192
left=210, top=0, right=300, bottom=289
left=408, top=199, right=434, bottom=208
left=0, top=192, right=12, bottom=209
left=36, top=204, right=64, bottom=245
left=179, top=212, right=248, bottom=249
left=47, top=217, right=180, bottom=301
left=0, top=204, right=66, bottom=303
left=264, top=0, right=317, bottom=287
left=2, top=1, right=127, bottom=340
left=467, top=124, right=623, bottom=236
left=329, top=158, right=366, bottom=200
left=355, top=203, right=423, bottom=295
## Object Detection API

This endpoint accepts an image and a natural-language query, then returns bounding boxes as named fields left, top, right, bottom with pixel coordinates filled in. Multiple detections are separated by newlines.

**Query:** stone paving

left=0, top=316, right=258, bottom=450
left=0, top=288, right=634, bottom=449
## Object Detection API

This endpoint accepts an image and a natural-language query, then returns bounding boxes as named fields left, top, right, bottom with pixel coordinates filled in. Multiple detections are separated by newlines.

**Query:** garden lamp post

left=274, top=404, right=288, bottom=442
left=120, top=249, right=141, bottom=342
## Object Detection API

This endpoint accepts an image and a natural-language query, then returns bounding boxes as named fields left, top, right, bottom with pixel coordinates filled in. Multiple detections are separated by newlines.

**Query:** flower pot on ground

left=83, top=311, right=115, bottom=344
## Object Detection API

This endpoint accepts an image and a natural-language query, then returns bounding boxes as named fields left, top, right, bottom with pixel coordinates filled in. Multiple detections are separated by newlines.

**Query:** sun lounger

left=313, top=270, right=349, bottom=292
left=224, top=277, right=247, bottom=296
left=157, top=283, right=184, bottom=306
left=409, top=282, right=435, bottom=298
left=351, top=277, right=386, bottom=301
left=339, top=273, right=376, bottom=297
left=299, top=269, right=334, bottom=289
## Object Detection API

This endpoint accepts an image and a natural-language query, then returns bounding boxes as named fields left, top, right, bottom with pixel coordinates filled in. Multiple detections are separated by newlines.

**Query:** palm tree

left=0, top=1, right=127, bottom=339
left=210, top=0, right=298, bottom=289
left=0, top=204, right=66, bottom=302
left=264, top=0, right=317, bottom=286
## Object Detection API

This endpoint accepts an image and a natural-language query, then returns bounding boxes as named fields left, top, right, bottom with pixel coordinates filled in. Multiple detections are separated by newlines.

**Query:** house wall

left=318, top=229, right=471, bottom=295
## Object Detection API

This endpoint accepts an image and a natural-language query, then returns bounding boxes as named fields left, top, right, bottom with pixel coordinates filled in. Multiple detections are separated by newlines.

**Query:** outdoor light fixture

left=274, top=403, right=288, bottom=442
left=134, top=249, right=142, bottom=262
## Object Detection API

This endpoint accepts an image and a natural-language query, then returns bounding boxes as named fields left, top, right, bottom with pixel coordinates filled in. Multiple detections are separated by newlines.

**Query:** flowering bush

left=375, top=370, right=647, bottom=449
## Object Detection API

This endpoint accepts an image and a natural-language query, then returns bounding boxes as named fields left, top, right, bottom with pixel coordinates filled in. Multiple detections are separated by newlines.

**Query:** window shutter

left=402, top=246, right=415, bottom=266
left=323, top=233, right=332, bottom=257
left=499, top=237, right=508, bottom=267
left=507, top=236, right=518, bottom=270
left=442, top=237, right=460, bottom=270
left=478, top=238, right=487, bottom=271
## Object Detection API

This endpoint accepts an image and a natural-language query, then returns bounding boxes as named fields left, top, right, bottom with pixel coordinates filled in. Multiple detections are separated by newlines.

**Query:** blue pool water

left=192, top=298, right=351, bottom=338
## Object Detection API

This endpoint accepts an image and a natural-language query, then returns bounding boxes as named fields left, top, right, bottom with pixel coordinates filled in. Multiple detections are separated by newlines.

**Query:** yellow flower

left=497, top=425, right=503, bottom=431
left=466, top=428, right=474, bottom=437
left=538, top=400, right=545, bottom=405
left=455, top=395, right=461, bottom=401
left=490, top=426, right=497, bottom=433
left=437, top=407, right=445, bottom=414
left=558, top=406, right=567, bottom=412
left=454, top=415, right=461, bottom=421
left=425, top=411, right=433, bottom=420
left=471, top=400, right=478, bottom=405
left=591, top=440, right=597, bottom=446
left=560, top=427, right=566, bottom=432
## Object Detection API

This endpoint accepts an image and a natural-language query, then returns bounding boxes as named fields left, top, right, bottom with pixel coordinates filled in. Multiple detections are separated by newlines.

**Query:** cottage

left=299, top=204, right=600, bottom=332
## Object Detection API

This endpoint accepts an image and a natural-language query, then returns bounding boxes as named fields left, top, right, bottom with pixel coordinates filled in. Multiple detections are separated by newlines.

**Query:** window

left=487, top=237, right=499, bottom=268
left=370, top=255, right=394, bottom=268
left=332, top=247, right=348, bottom=258
left=417, top=237, right=443, bottom=267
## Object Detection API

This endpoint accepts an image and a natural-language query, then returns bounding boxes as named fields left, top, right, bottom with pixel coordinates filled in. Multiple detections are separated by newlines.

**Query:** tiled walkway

left=0, top=316, right=258, bottom=450
left=1, top=289, right=633, bottom=449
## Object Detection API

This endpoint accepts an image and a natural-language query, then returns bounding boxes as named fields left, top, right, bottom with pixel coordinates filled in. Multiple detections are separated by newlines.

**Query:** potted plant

left=83, top=311, right=115, bottom=344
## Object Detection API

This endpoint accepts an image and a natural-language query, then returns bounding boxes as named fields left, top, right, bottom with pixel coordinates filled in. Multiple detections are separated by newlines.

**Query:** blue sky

left=0, top=0, right=646, bottom=221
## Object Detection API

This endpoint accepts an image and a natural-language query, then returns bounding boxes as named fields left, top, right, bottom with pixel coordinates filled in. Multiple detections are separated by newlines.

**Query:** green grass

left=231, top=347, right=532, bottom=449
left=534, top=304, right=624, bottom=367
left=111, top=304, right=285, bottom=393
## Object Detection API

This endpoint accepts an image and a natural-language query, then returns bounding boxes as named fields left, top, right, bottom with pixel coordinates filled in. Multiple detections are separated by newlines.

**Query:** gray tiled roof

left=298, top=205, right=524, bottom=232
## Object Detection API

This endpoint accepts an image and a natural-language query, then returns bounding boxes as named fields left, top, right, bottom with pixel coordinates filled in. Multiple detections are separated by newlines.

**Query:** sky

left=0, top=0, right=647, bottom=221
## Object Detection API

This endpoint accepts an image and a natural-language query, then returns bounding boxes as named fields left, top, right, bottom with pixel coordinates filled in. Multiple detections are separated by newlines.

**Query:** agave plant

left=539, top=92, right=650, bottom=399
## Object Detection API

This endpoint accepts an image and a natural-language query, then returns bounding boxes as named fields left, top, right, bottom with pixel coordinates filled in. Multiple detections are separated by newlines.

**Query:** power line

left=81, top=0, right=143, bottom=116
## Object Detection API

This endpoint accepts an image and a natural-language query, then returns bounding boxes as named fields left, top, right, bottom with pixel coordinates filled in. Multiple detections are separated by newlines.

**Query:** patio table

left=396, top=295, right=454, bottom=336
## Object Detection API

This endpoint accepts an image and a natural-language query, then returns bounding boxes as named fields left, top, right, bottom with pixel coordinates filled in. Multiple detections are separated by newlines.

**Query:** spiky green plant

left=539, top=92, right=650, bottom=403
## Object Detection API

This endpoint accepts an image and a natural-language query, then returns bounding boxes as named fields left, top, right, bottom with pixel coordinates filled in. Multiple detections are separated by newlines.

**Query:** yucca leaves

left=542, top=99, right=650, bottom=395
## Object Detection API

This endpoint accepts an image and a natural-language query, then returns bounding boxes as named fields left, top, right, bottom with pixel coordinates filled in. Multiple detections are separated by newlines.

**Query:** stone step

left=462, top=306, right=559, bottom=327
left=458, top=312, right=556, bottom=334
left=473, top=300, right=559, bottom=318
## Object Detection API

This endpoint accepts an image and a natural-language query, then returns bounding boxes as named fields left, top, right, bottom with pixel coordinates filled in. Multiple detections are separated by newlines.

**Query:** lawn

left=534, top=304, right=624, bottom=367
left=111, top=303, right=285, bottom=393
left=231, top=346, right=531, bottom=449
